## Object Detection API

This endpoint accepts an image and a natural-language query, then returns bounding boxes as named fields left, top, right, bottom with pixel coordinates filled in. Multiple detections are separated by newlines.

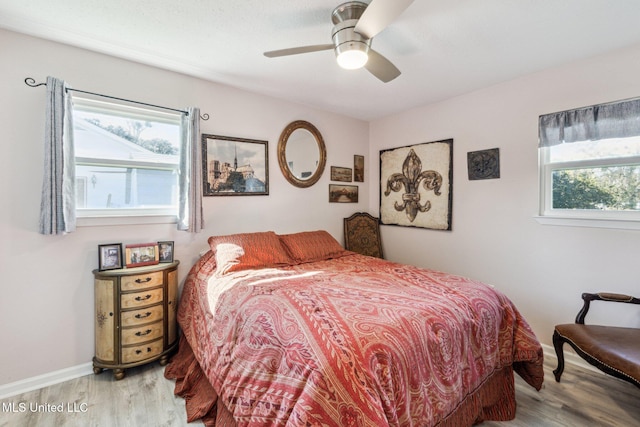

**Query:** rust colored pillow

left=207, top=231, right=292, bottom=274
left=279, top=230, right=348, bottom=264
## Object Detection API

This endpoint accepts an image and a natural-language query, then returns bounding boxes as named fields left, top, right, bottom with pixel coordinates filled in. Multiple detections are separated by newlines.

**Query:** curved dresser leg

left=159, top=354, right=169, bottom=366
left=552, top=330, right=565, bottom=382
left=113, top=369, right=126, bottom=381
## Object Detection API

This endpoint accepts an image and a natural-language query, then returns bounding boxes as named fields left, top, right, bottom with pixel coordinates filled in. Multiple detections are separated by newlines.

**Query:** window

left=538, top=98, right=640, bottom=228
left=72, top=97, right=182, bottom=221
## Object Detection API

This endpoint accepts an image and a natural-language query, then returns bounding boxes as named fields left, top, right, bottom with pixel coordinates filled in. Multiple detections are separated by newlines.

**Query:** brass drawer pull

left=135, top=347, right=152, bottom=355
left=135, top=294, right=152, bottom=301
left=135, top=312, right=152, bottom=319
left=135, top=277, right=152, bottom=284
left=135, top=329, right=153, bottom=337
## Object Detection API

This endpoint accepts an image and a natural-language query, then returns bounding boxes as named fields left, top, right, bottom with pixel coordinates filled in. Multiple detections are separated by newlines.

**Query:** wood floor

left=1, top=356, right=639, bottom=427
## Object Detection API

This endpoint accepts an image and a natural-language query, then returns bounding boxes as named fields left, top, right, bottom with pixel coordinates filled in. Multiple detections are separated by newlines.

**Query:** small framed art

left=467, top=148, right=500, bottom=180
left=354, top=155, right=364, bottom=182
left=329, top=184, right=358, bottom=203
left=330, top=166, right=352, bottom=182
left=98, top=243, right=123, bottom=271
left=158, top=241, right=174, bottom=263
left=125, top=243, right=159, bottom=268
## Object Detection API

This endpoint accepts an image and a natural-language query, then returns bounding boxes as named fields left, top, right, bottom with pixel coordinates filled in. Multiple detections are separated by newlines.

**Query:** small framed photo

left=98, top=243, right=123, bottom=271
left=331, top=166, right=352, bottom=182
left=158, top=241, right=174, bottom=263
left=354, top=155, right=364, bottom=182
left=329, top=184, right=358, bottom=203
left=125, top=243, right=159, bottom=268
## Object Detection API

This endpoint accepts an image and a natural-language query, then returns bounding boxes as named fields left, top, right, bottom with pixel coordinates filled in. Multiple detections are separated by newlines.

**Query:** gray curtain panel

left=178, top=107, right=204, bottom=232
left=39, top=76, right=76, bottom=235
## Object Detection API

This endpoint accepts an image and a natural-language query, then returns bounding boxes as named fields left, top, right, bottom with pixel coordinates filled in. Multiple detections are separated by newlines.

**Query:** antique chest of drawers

left=92, top=261, right=179, bottom=380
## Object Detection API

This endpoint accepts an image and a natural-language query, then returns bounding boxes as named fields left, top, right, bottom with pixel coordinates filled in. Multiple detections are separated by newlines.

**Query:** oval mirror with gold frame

left=277, top=120, right=326, bottom=188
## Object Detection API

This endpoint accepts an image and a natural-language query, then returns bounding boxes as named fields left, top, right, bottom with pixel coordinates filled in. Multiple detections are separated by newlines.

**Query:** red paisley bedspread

left=167, top=252, right=543, bottom=426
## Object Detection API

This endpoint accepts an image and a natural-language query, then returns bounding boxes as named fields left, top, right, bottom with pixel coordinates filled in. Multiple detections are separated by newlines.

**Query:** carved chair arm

left=575, top=292, right=640, bottom=324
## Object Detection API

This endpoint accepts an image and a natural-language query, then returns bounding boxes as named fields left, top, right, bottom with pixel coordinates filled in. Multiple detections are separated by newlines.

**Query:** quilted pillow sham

left=208, top=231, right=292, bottom=274
left=279, top=230, right=348, bottom=263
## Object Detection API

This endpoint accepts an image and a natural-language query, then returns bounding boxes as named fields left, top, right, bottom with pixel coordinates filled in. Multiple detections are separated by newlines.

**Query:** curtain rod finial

left=25, top=77, right=46, bottom=87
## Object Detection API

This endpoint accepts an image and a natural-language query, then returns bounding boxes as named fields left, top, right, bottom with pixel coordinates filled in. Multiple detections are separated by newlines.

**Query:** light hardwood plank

left=484, top=359, right=640, bottom=427
left=1, top=357, right=638, bottom=426
left=0, top=363, right=203, bottom=427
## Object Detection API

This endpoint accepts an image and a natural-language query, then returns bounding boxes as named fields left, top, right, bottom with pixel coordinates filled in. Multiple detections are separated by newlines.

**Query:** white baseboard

left=0, top=363, right=94, bottom=400
left=0, top=345, right=601, bottom=400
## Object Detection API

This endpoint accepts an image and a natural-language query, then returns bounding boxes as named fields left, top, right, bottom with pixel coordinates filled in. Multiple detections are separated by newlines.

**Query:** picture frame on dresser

left=98, top=243, right=123, bottom=271
left=158, top=241, right=174, bottom=263
left=125, top=243, right=159, bottom=268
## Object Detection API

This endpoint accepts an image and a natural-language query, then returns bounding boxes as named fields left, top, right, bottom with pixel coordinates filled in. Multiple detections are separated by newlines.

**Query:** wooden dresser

left=92, top=261, right=179, bottom=380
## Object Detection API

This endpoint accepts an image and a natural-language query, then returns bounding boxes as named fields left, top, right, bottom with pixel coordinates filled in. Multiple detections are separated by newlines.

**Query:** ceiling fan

left=263, top=0, right=415, bottom=83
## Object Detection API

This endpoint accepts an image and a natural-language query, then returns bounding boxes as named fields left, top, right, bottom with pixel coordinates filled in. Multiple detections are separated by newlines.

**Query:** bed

left=165, top=230, right=543, bottom=426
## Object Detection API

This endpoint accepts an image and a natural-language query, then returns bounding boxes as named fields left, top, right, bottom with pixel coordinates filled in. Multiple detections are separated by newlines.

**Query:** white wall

left=0, top=29, right=369, bottom=386
left=369, top=44, right=640, bottom=347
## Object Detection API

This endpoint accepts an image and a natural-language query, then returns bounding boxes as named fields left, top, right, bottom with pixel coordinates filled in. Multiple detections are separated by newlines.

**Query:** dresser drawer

left=121, top=304, right=164, bottom=327
left=121, top=288, right=163, bottom=309
left=121, top=339, right=163, bottom=363
left=121, top=320, right=164, bottom=345
left=121, top=271, right=164, bottom=291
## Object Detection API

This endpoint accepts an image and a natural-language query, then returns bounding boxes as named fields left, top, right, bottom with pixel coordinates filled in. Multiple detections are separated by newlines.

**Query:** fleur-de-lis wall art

left=379, top=139, right=453, bottom=230
left=384, top=149, right=442, bottom=222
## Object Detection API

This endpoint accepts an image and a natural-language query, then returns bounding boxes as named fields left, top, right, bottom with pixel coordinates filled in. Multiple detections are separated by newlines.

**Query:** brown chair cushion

left=555, top=323, right=640, bottom=384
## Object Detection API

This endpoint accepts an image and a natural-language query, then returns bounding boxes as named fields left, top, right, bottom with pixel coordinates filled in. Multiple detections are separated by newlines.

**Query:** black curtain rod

left=24, top=77, right=209, bottom=121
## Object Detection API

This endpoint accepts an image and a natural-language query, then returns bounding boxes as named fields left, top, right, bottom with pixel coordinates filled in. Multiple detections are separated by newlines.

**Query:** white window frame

left=536, top=146, right=640, bottom=230
left=72, top=96, right=182, bottom=227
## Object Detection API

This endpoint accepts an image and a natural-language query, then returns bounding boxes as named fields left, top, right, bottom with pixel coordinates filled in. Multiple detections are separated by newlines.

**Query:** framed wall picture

left=467, top=148, right=500, bottom=180
left=330, top=166, right=352, bottom=182
left=329, top=184, right=358, bottom=203
left=202, top=134, right=269, bottom=196
left=158, top=241, right=174, bottom=263
left=354, top=155, right=364, bottom=182
left=125, top=243, right=159, bottom=268
left=98, top=243, right=123, bottom=271
left=380, top=139, right=453, bottom=230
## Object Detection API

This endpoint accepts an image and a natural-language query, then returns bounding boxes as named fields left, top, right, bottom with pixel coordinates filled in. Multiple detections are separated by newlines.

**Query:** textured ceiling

left=3, top=0, right=640, bottom=120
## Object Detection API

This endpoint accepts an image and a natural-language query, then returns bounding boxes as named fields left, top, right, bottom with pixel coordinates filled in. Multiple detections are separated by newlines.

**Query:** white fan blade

left=364, top=49, right=401, bottom=83
left=264, top=44, right=334, bottom=58
left=354, top=0, right=415, bottom=39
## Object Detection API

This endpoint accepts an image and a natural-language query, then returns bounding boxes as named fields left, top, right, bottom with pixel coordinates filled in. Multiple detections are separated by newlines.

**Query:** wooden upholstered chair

left=343, top=212, right=383, bottom=259
left=553, top=292, right=640, bottom=389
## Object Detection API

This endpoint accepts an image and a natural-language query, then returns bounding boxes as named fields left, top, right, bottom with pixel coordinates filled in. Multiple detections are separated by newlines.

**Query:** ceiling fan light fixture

left=336, top=43, right=369, bottom=69
left=264, top=0, right=412, bottom=82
